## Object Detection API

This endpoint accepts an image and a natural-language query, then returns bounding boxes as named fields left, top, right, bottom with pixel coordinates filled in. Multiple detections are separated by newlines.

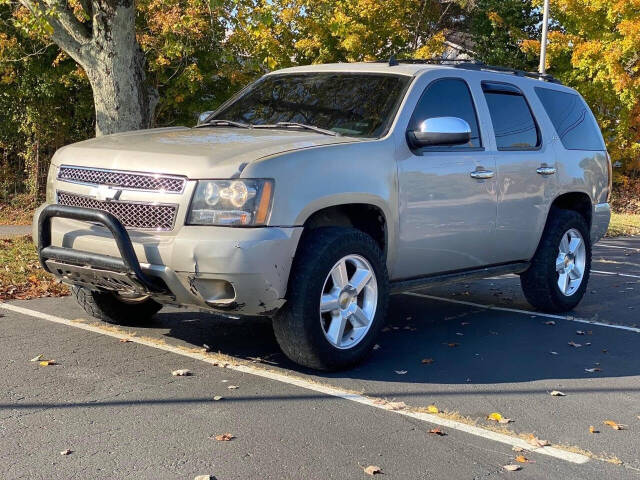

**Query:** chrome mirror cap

left=408, top=116, right=472, bottom=148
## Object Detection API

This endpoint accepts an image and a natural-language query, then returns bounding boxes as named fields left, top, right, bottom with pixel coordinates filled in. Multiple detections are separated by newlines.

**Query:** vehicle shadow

left=155, top=291, right=640, bottom=387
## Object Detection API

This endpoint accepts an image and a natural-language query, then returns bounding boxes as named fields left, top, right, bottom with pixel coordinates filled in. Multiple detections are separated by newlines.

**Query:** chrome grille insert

left=57, top=191, right=178, bottom=231
left=58, top=166, right=186, bottom=193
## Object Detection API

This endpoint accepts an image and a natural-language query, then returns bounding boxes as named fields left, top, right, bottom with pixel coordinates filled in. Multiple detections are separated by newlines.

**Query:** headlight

left=187, top=179, right=274, bottom=226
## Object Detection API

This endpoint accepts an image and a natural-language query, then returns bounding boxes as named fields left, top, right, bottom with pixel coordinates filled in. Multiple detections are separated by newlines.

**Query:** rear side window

left=409, top=78, right=482, bottom=148
left=482, top=82, right=540, bottom=150
left=535, top=87, right=605, bottom=151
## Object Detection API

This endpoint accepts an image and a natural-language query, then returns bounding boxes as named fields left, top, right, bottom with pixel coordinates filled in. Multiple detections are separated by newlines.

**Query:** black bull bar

left=37, top=204, right=164, bottom=293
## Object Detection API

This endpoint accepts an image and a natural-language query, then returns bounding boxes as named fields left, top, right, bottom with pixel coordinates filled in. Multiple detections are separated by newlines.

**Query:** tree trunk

left=83, top=0, right=158, bottom=136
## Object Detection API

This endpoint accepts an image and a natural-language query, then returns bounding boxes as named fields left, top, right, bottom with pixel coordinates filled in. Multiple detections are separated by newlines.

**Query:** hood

left=52, top=126, right=361, bottom=178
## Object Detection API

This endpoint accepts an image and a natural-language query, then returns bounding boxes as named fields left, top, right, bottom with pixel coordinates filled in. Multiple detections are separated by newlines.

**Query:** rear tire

left=273, top=227, right=389, bottom=371
left=72, top=286, right=162, bottom=325
left=520, top=209, right=591, bottom=313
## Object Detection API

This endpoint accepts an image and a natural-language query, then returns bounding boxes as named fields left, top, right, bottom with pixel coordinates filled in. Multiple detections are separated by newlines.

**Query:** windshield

left=210, top=73, right=411, bottom=138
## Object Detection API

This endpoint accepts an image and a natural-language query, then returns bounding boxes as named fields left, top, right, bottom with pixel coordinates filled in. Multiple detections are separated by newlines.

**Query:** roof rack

left=380, top=57, right=561, bottom=84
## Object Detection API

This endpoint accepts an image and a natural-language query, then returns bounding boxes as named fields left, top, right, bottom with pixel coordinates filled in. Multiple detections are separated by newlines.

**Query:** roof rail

left=379, top=57, right=561, bottom=84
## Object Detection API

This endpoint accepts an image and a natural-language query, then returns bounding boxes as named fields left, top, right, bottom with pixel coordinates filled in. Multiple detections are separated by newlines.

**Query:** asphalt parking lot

left=1, top=237, right=640, bottom=479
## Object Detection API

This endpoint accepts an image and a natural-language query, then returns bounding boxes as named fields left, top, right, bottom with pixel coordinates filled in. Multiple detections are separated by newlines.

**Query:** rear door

left=480, top=80, right=559, bottom=263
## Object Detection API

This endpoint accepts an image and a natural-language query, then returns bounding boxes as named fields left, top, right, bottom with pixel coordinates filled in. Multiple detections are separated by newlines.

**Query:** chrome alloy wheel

left=556, top=228, right=586, bottom=296
left=319, top=254, right=378, bottom=349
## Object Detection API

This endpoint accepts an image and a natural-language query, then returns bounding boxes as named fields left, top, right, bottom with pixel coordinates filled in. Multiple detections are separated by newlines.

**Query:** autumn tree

left=520, top=0, right=640, bottom=174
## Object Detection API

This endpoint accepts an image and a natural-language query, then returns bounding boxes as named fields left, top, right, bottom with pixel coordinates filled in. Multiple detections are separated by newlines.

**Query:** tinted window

left=409, top=78, right=481, bottom=148
left=483, top=84, right=539, bottom=150
left=211, top=73, right=410, bottom=138
left=535, top=87, right=605, bottom=151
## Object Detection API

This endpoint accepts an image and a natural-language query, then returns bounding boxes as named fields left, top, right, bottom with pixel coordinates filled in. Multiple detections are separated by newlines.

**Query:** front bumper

left=34, top=203, right=303, bottom=316
left=591, top=202, right=611, bottom=244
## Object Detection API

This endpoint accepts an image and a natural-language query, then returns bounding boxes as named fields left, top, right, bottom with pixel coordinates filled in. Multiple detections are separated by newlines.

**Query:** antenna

left=539, top=0, right=550, bottom=74
left=388, top=55, right=399, bottom=67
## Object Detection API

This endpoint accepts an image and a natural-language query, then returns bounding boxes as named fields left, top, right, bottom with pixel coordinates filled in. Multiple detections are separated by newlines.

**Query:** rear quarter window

left=535, top=87, right=605, bottom=151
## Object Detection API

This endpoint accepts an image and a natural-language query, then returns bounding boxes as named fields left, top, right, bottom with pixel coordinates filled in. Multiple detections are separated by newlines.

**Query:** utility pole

left=539, top=0, right=550, bottom=74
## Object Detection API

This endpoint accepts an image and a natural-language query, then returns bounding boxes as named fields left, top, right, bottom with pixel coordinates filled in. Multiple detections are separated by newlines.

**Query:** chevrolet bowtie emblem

left=89, top=185, right=121, bottom=202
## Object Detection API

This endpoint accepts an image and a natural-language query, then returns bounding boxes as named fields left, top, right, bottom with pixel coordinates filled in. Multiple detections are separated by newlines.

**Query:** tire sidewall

left=289, top=229, right=388, bottom=369
left=543, top=212, right=592, bottom=310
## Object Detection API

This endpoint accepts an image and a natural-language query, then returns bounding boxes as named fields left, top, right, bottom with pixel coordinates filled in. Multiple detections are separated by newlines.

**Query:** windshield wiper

left=255, top=122, right=340, bottom=136
left=196, top=119, right=252, bottom=129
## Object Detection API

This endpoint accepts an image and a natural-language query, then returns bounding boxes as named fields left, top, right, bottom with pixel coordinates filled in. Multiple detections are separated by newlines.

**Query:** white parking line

left=401, top=292, right=640, bottom=334
left=596, top=243, right=640, bottom=251
left=0, top=301, right=589, bottom=465
left=592, top=269, right=640, bottom=280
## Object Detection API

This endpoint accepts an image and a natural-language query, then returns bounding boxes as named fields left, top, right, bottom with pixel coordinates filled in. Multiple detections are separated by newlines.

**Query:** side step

left=390, top=262, right=529, bottom=294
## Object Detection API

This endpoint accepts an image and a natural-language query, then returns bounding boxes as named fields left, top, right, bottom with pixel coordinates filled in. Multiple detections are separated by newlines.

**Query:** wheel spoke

left=558, top=272, right=570, bottom=294
left=349, top=306, right=370, bottom=328
left=556, top=255, right=566, bottom=272
left=331, top=260, right=349, bottom=289
left=568, top=236, right=582, bottom=254
left=559, top=233, right=570, bottom=254
left=325, top=311, right=347, bottom=346
left=320, top=292, right=339, bottom=313
left=349, top=267, right=372, bottom=294
left=569, top=264, right=583, bottom=280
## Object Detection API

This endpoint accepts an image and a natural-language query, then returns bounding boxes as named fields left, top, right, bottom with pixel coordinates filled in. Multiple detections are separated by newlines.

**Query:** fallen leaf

left=373, top=344, right=381, bottom=350
left=428, top=428, right=446, bottom=436
left=527, top=435, right=550, bottom=448
left=394, top=370, right=407, bottom=375
left=584, top=368, right=602, bottom=373
left=214, top=433, right=234, bottom=441
left=550, top=390, right=566, bottom=396
left=119, top=338, right=131, bottom=343
left=503, top=464, right=521, bottom=471
left=549, top=351, right=559, bottom=355
left=426, top=405, right=439, bottom=414
left=515, top=455, right=530, bottom=463
left=603, top=420, right=625, bottom=430
left=227, top=385, right=239, bottom=390
left=568, top=341, right=582, bottom=348
left=30, top=354, right=44, bottom=362
left=202, top=344, right=211, bottom=352
left=363, top=465, right=382, bottom=475
left=589, top=426, right=598, bottom=434
left=39, top=360, right=56, bottom=366
left=576, top=330, right=586, bottom=335
left=544, top=321, right=556, bottom=326
left=60, top=449, right=72, bottom=456
left=213, top=396, right=223, bottom=401
left=512, top=446, right=525, bottom=452
left=487, top=412, right=512, bottom=423
left=386, top=401, right=407, bottom=411
left=194, top=476, right=213, bottom=480
left=421, top=358, right=434, bottom=365
left=444, top=342, right=460, bottom=347
left=171, top=369, right=191, bottom=376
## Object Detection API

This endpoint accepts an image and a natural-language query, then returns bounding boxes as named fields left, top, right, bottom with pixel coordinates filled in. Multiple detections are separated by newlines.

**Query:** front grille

left=57, top=192, right=178, bottom=231
left=58, top=166, right=186, bottom=193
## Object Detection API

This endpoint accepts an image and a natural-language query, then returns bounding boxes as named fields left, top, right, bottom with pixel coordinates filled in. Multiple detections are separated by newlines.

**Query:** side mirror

left=408, top=117, right=471, bottom=148
left=197, top=111, right=213, bottom=126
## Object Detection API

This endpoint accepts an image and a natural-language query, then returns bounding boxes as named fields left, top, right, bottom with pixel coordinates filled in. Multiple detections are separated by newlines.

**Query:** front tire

left=520, top=209, right=591, bottom=313
left=72, top=286, right=162, bottom=325
left=273, top=227, right=389, bottom=371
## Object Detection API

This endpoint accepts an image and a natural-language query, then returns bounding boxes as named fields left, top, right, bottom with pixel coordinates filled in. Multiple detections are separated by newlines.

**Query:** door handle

left=470, top=169, right=495, bottom=179
left=536, top=166, right=557, bottom=175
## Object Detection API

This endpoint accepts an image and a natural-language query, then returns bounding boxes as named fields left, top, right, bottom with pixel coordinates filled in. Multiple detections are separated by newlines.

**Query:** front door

left=395, top=77, right=497, bottom=279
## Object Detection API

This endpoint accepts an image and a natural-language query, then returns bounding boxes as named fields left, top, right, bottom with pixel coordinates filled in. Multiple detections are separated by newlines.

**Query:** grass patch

left=0, top=235, right=69, bottom=300
left=606, top=212, right=640, bottom=237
